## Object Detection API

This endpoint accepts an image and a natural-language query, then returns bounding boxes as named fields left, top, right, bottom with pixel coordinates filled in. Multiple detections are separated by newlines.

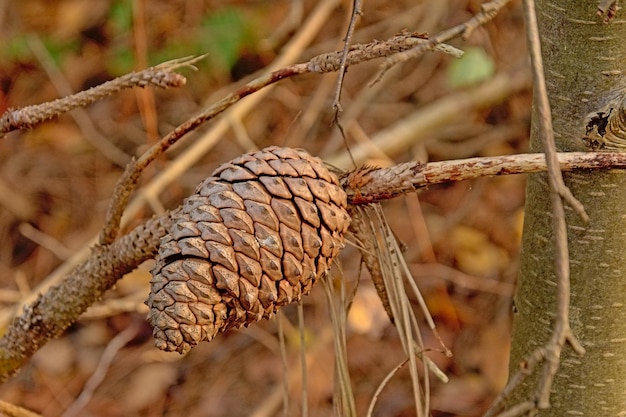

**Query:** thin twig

left=0, top=56, right=200, bottom=137
left=486, top=0, right=587, bottom=413
left=61, top=326, right=137, bottom=417
left=371, top=0, right=511, bottom=85
left=371, top=206, right=426, bottom=417
left=332, top=0, right=362, bottom=115
left=483, top=347, right=546, bottom=417
left=367, top=358, right=409, bottom=417
left=328, top=68, right=531, bottom=169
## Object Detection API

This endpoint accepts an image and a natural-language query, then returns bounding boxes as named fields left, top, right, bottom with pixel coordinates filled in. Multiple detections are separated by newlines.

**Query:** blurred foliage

left=106, top=2, right=259, bottom=77
left=0, top=34, right=78, bottom=67
left=199, top=7, right=258, bottom=74
left=447, top=46, right=495, bottom=88
left=1, top=36, right=31, bottom=62
left=106, top=0, right=135, bottom=75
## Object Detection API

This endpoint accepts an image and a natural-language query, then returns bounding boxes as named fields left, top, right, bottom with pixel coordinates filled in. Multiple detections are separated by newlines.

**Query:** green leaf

left=447, top=47, right=495, bottom=88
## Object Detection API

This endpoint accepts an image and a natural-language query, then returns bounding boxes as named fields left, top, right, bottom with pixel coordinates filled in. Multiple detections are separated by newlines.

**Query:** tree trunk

left=510, top=0, right=626, bottom=414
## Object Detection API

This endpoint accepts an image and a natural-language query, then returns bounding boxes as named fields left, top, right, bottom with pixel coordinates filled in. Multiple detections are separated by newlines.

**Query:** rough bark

left=510, top=1, right=626, bottom=414
left=0, top=211, right=175, bottom=381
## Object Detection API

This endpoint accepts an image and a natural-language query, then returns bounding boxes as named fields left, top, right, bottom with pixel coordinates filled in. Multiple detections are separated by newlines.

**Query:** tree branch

left=0, top=210, right=176, bottom=381
left=2, top=151, right=626, bottom=381
left=371, top=0, right=511, bottom=84
left=341, top=152, right=626, bottom=205
left=0, top=56, right=200, bottom=137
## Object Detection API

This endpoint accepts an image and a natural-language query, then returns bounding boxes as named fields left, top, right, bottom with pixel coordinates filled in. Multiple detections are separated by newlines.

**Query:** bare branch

left=521, top=0, right=584, bottom=411
left=61, top=326, right=138, bottom=417
left=483, top=347, right=546, bottom=417
left=372, top=0, right=511, bottom=84
left=341, top=152, right=626, bottom=205
left=0, top=56, right=201, bottom=137
left=0, top=210, right=175, bottom=381
left=332, top=0, right=362, bottom=114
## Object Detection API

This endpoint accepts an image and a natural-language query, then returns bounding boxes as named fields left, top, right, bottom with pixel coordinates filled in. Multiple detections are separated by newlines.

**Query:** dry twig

left=522, top=0, right=585, bottom=409
left=61, top=326, right=138, bottom=417
left=332, top=0, right=362, bottom=115
left=0, top=56, right=200, bottom=137
left=372, top=0, right=511, bottom=84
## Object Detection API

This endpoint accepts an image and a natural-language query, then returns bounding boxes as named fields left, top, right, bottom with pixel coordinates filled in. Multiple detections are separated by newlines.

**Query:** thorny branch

left=2, top=151, right=626, bottom=381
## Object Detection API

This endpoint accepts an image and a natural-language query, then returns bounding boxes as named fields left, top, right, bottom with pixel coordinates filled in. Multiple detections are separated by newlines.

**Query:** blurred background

left=0, top=0, right=530, bottom=416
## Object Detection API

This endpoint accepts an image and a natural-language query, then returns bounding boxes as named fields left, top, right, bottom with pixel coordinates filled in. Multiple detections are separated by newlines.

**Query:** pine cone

left=146, top=146, right=351, bottom=353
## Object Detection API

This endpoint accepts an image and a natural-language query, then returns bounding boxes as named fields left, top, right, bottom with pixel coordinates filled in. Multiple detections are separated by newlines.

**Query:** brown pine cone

left=146, top=146, right=351, bottom=353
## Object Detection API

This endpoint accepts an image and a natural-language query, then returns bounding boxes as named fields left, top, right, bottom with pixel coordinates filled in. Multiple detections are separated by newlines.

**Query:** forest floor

left=0, top=1, right=530, bottom=416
